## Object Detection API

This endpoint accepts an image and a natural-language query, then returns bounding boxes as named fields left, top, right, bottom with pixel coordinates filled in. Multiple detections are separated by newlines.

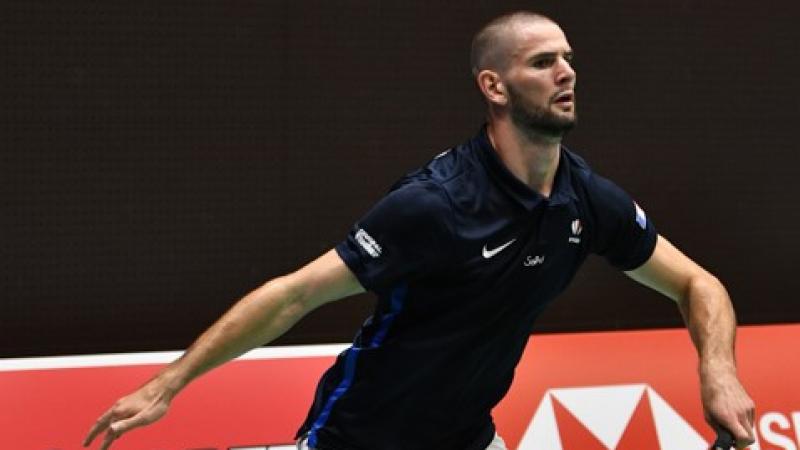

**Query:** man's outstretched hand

left=83, top=376, right=176, bottom=450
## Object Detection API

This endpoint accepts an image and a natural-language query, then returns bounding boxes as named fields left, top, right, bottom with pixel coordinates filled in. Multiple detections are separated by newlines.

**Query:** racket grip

left=711, top=427, right=736, bottom=450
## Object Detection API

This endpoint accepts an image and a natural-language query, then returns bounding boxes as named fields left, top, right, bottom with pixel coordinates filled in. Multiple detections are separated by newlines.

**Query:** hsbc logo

left=518, top=384, right=708, bottom=450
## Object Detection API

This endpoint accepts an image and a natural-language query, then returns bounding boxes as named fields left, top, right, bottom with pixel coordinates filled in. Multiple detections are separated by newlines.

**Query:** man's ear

left=476, top=70, right=508, bottom=106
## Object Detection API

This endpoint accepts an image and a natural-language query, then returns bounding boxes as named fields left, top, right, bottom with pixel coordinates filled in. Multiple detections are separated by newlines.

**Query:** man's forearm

left=625, top=236, right=754, bottom=444
left=677, top=274, right=738, bottom=375
left=83, top=250, right=361, bottom=449
left=154, top=275, right=308, bottom=396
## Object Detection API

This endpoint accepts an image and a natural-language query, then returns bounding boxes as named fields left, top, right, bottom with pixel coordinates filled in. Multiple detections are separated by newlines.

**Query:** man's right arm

left=83, top=249, right=364, bottom=450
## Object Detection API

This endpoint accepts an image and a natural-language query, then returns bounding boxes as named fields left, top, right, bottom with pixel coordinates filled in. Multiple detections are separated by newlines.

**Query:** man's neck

left=486, top=120, right=561, bottom=198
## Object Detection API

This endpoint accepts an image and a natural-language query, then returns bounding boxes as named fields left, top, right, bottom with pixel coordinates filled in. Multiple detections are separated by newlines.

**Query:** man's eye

left=532, top=58, right=554, bottom=68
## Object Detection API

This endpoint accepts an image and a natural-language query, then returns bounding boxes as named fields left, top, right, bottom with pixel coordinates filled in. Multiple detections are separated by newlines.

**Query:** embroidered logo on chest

left=569, top=219, right=582, bottom=244
left=524, top=255, right=546, bottom=267
left=482, top=239, right=516, bottom=259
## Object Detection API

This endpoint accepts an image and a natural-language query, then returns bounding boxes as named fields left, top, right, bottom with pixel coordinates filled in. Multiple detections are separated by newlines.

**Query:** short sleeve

left=587, top=175, right=658, bottom=271
left=335, top=181, right=454, bottom=293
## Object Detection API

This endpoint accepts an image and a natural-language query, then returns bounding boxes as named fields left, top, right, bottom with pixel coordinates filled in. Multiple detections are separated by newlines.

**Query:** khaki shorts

left=297, top=433, right=508, bottom=450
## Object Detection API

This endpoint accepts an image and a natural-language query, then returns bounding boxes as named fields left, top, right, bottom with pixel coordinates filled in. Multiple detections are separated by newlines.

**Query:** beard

left=507, top=84, right=576, bottom=141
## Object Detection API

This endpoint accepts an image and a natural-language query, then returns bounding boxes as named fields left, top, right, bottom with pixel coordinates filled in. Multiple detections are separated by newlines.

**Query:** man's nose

left=555, top=57, right=576, bottom=85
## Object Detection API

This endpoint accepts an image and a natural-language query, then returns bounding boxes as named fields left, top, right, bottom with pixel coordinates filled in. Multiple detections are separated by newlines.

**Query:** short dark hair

left=470, top=11, right=554, bottom=77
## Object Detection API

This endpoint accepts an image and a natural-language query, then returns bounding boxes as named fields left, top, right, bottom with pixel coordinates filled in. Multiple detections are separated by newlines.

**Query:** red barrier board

left=1, top=324, right=798, bottom=450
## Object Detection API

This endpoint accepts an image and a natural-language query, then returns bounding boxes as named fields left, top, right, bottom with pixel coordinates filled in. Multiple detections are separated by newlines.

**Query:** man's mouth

left=553, top=91, right=574, bottom=105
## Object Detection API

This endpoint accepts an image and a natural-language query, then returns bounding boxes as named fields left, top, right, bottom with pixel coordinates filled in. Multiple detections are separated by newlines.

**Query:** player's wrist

left=698, top=358, right=737, bottom=382
left=153, top=366, right=190, bottom=398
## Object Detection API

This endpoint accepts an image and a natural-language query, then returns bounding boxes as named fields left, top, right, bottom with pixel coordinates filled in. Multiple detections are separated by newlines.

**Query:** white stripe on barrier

left=0, top=343, right=349, bottom=372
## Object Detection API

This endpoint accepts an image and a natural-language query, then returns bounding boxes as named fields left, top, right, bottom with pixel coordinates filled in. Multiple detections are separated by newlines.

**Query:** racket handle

left=711, top=427, right=736, bottom=450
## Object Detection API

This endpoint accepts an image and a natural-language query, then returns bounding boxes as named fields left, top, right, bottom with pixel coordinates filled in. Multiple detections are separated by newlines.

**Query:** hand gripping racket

left=711, top=427, right=736, bottom=450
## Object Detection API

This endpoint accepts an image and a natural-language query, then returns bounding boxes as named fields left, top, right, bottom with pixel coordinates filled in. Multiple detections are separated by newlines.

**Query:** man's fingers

left=99, top=430, right=117, bottom=450
left=709, top=413, right=748, bottom=449
left=84, top=410, right=113, bottom=446
left=717, top=416, right=753, bottom=449
left=93, top=411, right=147, bottom=450
left=745, top=405, right=756, bottom=431
left=734, top=409, right=756, bottom=448
left=96, top=414, right=139, bottom=450
left=108, top=410, right=155, bottom=437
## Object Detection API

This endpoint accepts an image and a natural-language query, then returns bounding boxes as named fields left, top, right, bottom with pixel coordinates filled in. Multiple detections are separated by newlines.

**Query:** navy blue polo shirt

left=296, top=127, right=657, bottom=450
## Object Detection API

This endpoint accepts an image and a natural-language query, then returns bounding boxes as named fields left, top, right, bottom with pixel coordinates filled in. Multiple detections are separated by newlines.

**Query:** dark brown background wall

left=3, top=1, right=798, bottom=357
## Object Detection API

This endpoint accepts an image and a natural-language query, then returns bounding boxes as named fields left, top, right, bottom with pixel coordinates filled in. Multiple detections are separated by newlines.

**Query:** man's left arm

left=625, top=234, right=756, bottom=448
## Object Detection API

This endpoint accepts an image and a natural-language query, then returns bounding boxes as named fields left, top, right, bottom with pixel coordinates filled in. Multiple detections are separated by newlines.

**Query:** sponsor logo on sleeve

left=355, top=228, right=382, bottom=258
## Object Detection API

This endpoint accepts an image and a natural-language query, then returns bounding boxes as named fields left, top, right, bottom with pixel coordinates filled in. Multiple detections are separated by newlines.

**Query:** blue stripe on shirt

left=307, top=284, right=408, bottom=447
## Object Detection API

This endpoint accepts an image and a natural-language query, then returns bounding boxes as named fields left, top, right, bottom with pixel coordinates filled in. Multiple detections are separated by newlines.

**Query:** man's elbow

left=257, top=273, right=311, bottom=319
left=681, top=271, right=727, bottom=305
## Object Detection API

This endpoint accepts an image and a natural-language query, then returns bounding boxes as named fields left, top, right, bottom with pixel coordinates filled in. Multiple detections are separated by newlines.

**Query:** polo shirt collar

left=475, top=125, right=579, bottom=210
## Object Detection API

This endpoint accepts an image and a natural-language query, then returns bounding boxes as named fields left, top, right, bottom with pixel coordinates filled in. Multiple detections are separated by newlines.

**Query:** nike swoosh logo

left=482, top=239, right=516, bottom=259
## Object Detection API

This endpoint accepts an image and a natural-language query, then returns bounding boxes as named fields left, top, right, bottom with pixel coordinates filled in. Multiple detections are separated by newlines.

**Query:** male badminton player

left=85, top=11, right=755, bottom=450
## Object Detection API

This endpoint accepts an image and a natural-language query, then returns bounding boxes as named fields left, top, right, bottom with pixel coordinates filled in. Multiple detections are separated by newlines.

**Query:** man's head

left=471, top=12, right=577, bottom=141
